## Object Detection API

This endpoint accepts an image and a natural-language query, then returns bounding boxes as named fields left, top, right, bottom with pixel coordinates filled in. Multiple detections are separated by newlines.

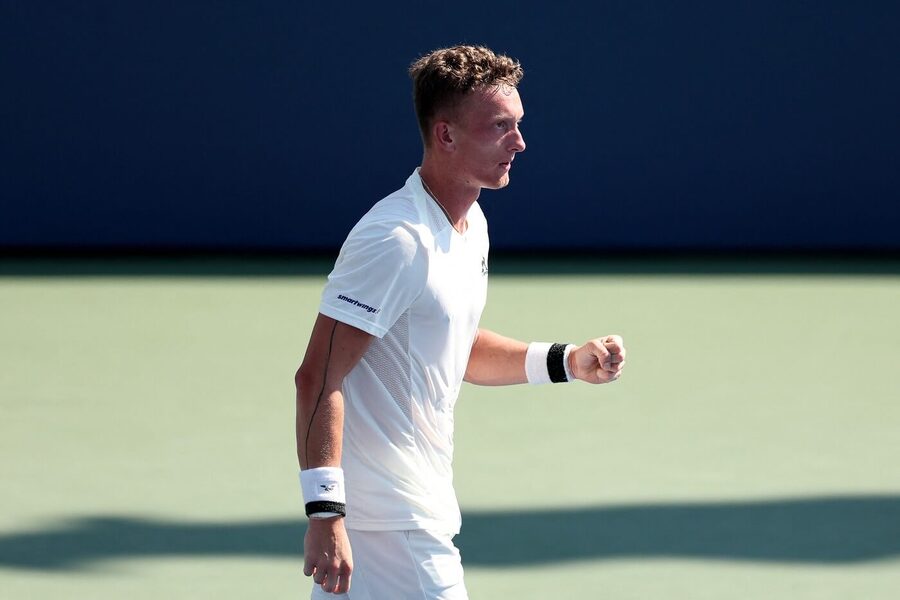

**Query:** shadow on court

left=1, top=495, right=898, bottom=571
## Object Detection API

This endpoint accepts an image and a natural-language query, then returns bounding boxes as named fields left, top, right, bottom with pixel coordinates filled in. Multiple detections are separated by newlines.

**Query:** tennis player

left=295, top=45, right=626, bottom=599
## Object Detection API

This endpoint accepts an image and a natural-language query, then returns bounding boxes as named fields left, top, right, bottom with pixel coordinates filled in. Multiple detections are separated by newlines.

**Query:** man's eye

left=496, top=121, right=507, bottom=129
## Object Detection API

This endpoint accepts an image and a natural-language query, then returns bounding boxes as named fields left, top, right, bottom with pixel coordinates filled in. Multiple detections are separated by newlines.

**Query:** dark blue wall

left=3, top=1, right=899, bottom=251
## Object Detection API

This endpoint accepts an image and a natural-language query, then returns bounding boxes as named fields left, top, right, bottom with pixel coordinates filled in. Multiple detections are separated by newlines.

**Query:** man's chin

left=484, top=174, right=511, bottom=190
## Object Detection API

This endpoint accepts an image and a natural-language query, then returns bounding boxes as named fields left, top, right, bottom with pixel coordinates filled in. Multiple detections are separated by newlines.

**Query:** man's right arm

left=295, top=313, right=373, bottom=595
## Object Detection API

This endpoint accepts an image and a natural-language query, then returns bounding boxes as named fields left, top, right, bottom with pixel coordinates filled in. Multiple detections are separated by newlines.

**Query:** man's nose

left=510, top=127, right=526, bottom=152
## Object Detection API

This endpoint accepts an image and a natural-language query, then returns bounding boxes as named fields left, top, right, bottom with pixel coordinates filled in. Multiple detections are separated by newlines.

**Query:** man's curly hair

left=409, top=45, right=523, bottom=145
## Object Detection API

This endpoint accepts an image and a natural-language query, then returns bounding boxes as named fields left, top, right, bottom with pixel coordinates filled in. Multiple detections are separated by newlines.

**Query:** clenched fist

left=568, top=335, right=626, bottom=384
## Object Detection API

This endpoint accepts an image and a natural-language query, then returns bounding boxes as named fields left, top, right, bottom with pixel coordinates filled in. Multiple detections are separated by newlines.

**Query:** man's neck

left=418, top=160, right=479, bottom=233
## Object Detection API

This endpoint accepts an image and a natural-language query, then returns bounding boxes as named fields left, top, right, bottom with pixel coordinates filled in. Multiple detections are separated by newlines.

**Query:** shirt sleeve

left=319, top=220, right=427, bottom=338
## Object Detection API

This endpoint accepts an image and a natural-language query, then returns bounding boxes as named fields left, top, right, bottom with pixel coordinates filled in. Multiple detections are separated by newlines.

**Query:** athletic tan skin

left=295, top=84, right=627, bottom=596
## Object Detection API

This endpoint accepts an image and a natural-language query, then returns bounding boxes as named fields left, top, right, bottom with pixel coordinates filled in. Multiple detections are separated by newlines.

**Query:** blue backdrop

left=2, top=1, right=899, bottom=251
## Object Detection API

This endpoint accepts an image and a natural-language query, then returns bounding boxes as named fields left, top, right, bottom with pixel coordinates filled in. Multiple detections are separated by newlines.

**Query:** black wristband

left=305, top=501, right=347, bottom=517
left=547, top=343, right=570, bottom=383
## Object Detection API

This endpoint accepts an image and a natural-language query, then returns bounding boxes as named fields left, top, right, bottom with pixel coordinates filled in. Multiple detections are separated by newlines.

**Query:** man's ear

left=432, top=120, right=455, bottom=151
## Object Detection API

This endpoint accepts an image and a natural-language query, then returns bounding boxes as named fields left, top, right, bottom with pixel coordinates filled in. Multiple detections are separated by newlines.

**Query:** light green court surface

left=1, top=258, right=898, bottom=599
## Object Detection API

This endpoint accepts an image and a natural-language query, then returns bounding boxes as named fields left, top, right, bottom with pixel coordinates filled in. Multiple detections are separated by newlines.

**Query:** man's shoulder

left=349, top=176, right=428, bottom=239
left=338, top=180, right=429, bottom=258
left=364, top=190, right=422, bottom=227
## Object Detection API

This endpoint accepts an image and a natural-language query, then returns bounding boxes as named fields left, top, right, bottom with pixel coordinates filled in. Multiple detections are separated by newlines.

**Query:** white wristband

left=526, top=342, right=576, bottom=384
left=563, top=344, right=577, bottom=382
left=299, top=467, right=346, bottom=518
left=525, top=342, right=554, bottom=384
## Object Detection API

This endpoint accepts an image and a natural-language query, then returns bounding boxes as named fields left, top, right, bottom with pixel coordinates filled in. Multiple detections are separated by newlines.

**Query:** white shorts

left=310, top=529, right=468, bottom=600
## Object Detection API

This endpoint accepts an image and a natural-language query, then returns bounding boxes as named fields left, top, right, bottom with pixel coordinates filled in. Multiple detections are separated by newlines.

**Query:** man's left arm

left=464, top=328, right=626, bottom=386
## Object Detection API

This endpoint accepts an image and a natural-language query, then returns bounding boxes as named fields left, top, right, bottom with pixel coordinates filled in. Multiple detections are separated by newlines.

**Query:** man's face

left=450, top=86, right=526, bottom=190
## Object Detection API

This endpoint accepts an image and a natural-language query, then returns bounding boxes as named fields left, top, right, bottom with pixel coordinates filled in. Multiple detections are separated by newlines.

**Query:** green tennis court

left=1, top=257, right=898, bottom=599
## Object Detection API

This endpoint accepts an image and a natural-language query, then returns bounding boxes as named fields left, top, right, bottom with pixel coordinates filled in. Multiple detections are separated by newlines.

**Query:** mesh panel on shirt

left=363, top=311, right=412, bottom=421
left=425, top=194, right=449, bottom=228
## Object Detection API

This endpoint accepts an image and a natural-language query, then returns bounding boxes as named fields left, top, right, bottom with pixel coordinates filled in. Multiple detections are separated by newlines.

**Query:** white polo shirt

left=319, top=169, right=489, bottom=534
